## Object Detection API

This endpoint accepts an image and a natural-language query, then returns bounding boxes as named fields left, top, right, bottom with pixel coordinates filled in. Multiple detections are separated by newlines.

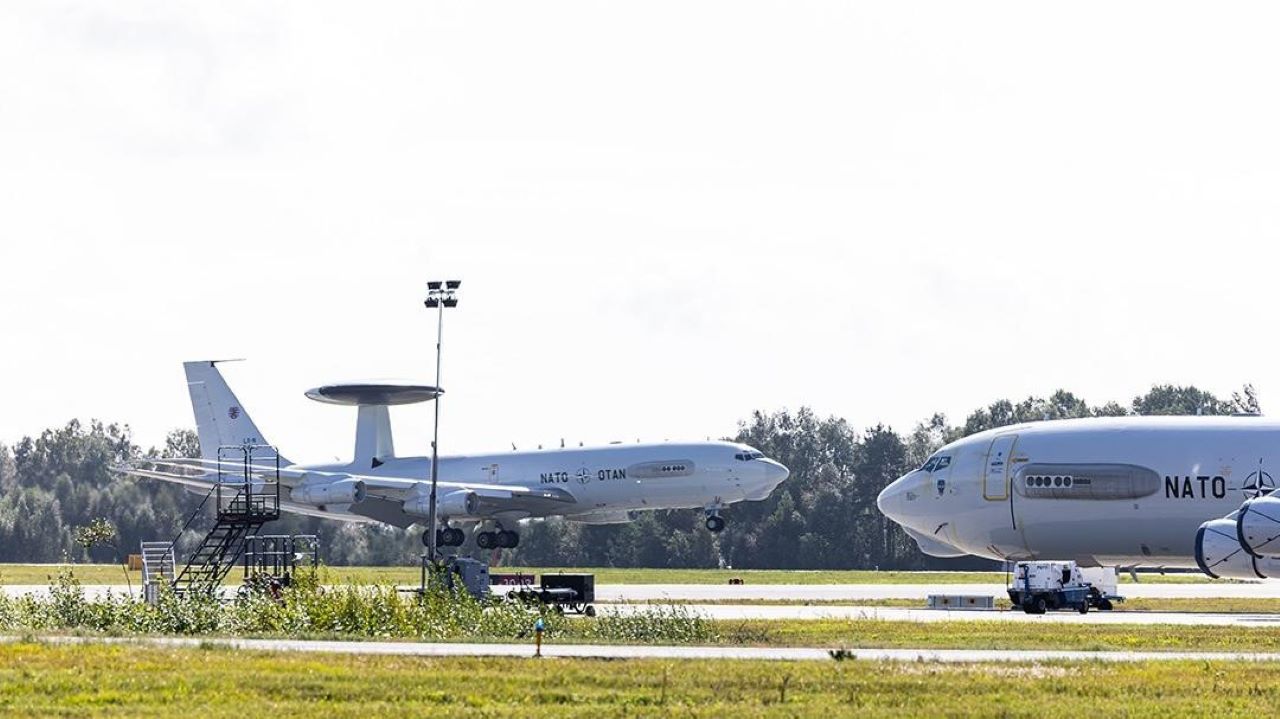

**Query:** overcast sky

left=2, top=2, right=1278, bottom=463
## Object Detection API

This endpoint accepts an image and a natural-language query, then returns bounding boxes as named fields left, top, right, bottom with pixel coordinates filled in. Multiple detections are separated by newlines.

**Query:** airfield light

left=423, top=280, right=462, bottom=566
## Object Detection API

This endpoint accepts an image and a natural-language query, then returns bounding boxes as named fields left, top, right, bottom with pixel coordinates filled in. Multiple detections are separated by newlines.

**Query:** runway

left=594, top=582, right=1280, bottom=602
left=11, top=580, right=1280, bottom=602
left=8, top=634, right=1280, bottom=663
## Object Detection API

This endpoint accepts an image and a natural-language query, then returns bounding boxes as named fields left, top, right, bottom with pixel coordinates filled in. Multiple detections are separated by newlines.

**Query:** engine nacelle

left=404, top=489, right=479, bottom=519
left=1238, top=497, right=1280, bottom=557
left=1196, top=517, right=1280, bottom=579
left=290, top=478, right=366, bottom=506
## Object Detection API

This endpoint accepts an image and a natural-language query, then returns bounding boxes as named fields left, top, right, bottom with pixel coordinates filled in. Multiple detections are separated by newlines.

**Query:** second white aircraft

left=876, top=415, right=1280, bottom=579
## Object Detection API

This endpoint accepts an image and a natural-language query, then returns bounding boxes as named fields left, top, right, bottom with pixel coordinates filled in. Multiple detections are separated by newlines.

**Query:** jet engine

left=1237, top=497, right=1280, bottom=557
left=404, top=489, right=478, bottom=518
left=290, top=477, right=367, bottom=506
left=1195, top=517, right=1280, bottom=579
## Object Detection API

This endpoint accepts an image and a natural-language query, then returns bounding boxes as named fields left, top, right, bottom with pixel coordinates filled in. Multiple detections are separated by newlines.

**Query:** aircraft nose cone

left=764, top=459, right=790, bottom=485
left=877, top=474, right=911, bottom=525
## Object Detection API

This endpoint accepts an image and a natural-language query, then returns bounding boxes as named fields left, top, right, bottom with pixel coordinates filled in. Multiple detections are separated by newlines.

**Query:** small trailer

left=1008, top=561, right=1120, bottom=614
left=507, top=573, right=596, bottom=616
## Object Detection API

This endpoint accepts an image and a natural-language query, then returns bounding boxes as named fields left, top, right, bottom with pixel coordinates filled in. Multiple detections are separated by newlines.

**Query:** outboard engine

left=1237, top=496, right=1280, bottom=557
left=1196, top=517, right=1280, bottom=579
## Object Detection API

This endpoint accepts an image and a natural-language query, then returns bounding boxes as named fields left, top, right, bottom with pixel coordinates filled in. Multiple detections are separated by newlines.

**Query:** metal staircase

left=139, top=541, right=175, bottom=604
left=148, top=445, right=281, bottom=599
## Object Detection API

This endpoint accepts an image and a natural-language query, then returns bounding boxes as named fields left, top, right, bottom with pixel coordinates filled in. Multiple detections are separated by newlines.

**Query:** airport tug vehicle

left=1007, top=561, right=1120, bottom=614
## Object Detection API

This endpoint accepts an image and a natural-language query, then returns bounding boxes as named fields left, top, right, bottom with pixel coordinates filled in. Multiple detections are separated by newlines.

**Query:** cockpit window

left=920, top=456, right=951, bottom=472
left=735, top=451, right=765, bottom=461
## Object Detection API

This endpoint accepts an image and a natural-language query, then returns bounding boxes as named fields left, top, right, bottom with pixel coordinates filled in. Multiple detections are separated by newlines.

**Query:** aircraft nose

left=877, top=473, right=913, bottom=526
left=763, top=458, right=790, bottom=485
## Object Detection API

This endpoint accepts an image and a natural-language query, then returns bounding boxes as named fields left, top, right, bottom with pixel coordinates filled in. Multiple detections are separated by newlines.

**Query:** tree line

left=0, top=384, right=1259, bottom=570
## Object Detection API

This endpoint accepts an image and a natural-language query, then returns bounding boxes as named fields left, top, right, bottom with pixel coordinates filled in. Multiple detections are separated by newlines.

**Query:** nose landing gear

left=704, top=504, right=727, bottom=533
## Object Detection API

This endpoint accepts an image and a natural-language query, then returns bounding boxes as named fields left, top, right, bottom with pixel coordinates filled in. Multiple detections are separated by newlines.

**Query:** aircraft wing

left=118, top=458, right=577, bottom=528
left=115, top=461, right=378, bottom=523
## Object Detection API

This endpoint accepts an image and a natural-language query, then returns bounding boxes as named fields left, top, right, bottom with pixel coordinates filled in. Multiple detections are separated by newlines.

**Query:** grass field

left=0, top=563, right=1217, bottom=586
left=0, top=642, right=1275, bottom=717
left=727, top=618, right=1280, bottom=651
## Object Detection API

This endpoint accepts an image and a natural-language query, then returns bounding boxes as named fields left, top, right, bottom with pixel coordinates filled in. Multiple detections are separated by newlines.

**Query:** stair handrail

left=165, top=481, right=219, bottom=559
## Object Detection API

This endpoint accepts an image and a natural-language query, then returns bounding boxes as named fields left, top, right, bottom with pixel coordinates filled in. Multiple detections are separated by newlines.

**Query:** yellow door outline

left=982, top=434, right=1019, bottom=501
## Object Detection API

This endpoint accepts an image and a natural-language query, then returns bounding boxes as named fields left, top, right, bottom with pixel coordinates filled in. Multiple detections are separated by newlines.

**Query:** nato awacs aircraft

left=875, top=415, right=1280, bottom=580
left=125, top=361, right=790, bottom=549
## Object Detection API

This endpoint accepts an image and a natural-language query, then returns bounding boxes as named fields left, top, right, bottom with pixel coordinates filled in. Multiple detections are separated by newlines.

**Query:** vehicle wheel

left=1077, top=602, right=1089, bottom=615
left=1033, top=597, right=1047, bottom=615
left=1099, top=599, right=1114, bottom=611
left=477, top=532, right=495, bottom=550
left=585, top=605, right=596, bottom=617
left=705, top=515, right=726, bottom=533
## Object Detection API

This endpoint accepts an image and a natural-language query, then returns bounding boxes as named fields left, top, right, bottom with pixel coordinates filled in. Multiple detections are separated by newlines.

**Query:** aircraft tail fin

left=183, top=361, right=288, bottom=465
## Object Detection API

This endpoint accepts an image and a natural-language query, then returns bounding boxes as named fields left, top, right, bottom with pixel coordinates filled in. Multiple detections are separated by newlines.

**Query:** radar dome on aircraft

left=304, top=380, right=443, bottom=469
left=304, top=380, right=443, bottom=406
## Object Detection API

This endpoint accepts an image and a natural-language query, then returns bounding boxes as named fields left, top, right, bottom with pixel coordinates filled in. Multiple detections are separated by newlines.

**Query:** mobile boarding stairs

left=141, top=445, right=314, bottom=604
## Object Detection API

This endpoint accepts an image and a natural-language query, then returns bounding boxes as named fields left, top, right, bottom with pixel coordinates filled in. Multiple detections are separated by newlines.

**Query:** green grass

left=0, top=642, right=1274, bottom=717
left=0, top=563, right=1216, bottom=586
left=725, top=618, right=1280, bottom=651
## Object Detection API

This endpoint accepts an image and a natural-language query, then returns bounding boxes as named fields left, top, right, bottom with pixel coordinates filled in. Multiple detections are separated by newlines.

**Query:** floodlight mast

left=423, top=280, right=461, bottom=565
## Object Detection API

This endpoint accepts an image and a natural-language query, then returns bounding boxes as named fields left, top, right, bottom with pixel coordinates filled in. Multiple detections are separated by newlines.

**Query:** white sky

left=2, top=2, right=1278, bottom=464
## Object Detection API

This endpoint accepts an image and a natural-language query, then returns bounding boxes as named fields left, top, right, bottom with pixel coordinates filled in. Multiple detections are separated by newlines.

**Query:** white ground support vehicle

left=1007, top=561, right=1120, bottom=614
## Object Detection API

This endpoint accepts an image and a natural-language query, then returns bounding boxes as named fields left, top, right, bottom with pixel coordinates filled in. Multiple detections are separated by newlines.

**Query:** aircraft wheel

left=705, top=515, right=726, bottom=533
left=422, top=529, right=433, bottom=547
left=498, top=530, right=519, bottom=549
left=445, top=528, right=466, bottom=547
left=477, top=532, right=496, bottom=550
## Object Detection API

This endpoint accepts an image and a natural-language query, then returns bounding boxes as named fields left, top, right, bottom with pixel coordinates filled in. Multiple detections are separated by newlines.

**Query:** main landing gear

left=477, top=528, right=519, bottom=549
left=424, top=526, right=466, bottom=548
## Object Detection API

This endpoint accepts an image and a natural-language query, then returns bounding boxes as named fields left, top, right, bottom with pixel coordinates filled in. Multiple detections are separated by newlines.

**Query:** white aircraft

left=126, top=361, right=790, bottom=549
left=875, top=415, right=1280, bottom=579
